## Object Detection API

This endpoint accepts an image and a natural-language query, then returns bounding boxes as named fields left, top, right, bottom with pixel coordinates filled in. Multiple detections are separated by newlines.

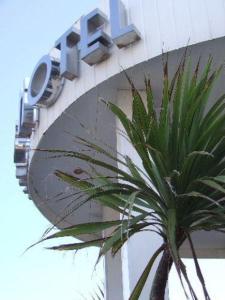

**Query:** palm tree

left=38, top=53, right=225, bottom=300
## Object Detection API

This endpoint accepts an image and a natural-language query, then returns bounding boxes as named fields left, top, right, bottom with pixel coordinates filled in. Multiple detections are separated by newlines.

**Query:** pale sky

left=1, top=1, right=225, bottom=300
left=0, top=1, right=103, bottom=300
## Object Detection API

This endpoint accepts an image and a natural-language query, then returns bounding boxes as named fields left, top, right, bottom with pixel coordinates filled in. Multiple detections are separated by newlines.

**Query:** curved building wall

left=31, top=0, right=225, bottom=150
left=14, top=1, right=225, bottom=299
left=23, top=0, right=225, bottom=231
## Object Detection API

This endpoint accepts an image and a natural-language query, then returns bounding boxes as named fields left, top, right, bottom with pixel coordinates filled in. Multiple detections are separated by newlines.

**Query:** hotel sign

left=27, top=0, right=140, bottom=109
left=15, top=0, right=141, bottom=195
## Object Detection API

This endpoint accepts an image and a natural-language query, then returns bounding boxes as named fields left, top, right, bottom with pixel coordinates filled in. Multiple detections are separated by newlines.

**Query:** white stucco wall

left=25, top=1, right=225, bottom=299
left=114, top=90, right=168, bottom=300
left=31, top=0, right=225, bottom=152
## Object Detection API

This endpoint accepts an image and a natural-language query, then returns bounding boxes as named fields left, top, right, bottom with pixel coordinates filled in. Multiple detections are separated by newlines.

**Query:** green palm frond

left=38, top=53, right=225, bottom=300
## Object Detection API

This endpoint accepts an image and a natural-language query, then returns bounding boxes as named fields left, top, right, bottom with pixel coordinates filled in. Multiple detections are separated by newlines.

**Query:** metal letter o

left=28, top=55, right=64, bottom=107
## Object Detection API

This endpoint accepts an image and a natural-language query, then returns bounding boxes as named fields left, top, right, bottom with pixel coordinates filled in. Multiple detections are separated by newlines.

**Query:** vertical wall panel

left=81, top=61, right=95, bottom=95
left=172, top=0, right=193, bottom=47
left=128, top=0, right=148, bottom=65
left=156, top=0, right=177, bottom=52
left=142, top=0, right=162, bottom=59
left=116, top=0, right=135, bottom=69
left=103, top=0, right=121, bottom=79
left=205, top=0, right=225, bottom=39
left=188, top=0, right=211, bottom=43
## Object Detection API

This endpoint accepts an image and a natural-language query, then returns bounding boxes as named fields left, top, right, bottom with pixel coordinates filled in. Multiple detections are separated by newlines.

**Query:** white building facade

left=14, top=1, right=225, bottom=299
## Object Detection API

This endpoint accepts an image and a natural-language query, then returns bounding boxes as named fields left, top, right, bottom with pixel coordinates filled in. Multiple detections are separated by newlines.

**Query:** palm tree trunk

left=150, top=249, right=172, bottom=300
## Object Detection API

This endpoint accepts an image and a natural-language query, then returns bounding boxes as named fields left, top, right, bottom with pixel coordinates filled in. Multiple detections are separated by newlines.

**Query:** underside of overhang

left=28, top=37, right=225, bottom=252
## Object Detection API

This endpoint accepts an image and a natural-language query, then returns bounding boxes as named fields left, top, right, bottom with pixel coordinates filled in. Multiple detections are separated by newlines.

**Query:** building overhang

left=14, top=0, right=225, bottom=255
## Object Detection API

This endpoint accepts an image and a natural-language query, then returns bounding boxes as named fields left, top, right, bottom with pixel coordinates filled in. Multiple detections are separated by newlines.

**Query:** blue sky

left=0, top=1, right=103, bottom=300
left=1, top=0, right=225, bottom=299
